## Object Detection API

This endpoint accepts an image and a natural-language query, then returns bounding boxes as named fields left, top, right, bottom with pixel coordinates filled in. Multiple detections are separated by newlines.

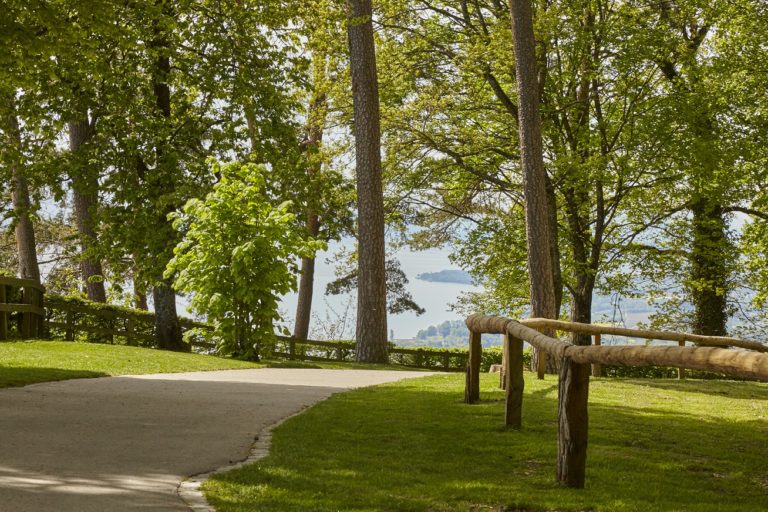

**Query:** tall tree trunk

left=134, top=274, right=149, bottom=311
left=347, top=0, right=388, bottom=363
left=689, top=198, right=728, bottom=336
left=153, top=282, right=183, bottom=349
left=293, top=86, right=328, bottom=340
left=6, top=106, right=41, bottom=283
left=149, top=4, right=184, bottom=351
left=508, top=0, right=557, bottom=349
left=293, top=213, right=320, bottom=340
left=69, top=116, right=107, bottom=302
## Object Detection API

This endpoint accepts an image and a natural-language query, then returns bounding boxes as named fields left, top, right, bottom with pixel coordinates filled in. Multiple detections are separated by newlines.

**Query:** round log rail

left=463, top=313, right=768, bottom=489
left=466, top=314, right=768, bottom=381
left=521, top=317, right=768, bottom=353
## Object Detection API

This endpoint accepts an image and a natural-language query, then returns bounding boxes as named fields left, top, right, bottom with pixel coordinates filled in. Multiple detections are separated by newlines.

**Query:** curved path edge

left=177, top=406, right=308, bottom=511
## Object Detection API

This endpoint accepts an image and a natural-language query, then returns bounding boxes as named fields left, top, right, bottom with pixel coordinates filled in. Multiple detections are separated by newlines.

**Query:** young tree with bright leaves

left=167, top=161, right=324, bottom=360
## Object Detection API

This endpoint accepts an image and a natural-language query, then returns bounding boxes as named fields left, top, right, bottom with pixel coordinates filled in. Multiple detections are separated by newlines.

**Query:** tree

left=68, top=117, right=107, bottom=302
left=347, top=0, right=388, bottom=362
left=167, top=161, right=324, bottom=360
left=508, top=0, right=558, bottom=339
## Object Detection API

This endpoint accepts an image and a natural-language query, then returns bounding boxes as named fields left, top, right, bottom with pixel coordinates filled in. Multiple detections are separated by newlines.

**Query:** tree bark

left=508, top=0, right=557, bottom=359
left=69, top=116, right=107, bottom=302
left=6, top=106, right=41, bottom=283
left=153, top=281, right=184, bottom=350
left=293, top=85, right=327, bottom=340
left=293, top=213, right=320, bottom=340
left=690, top=198, right=728, bottom=336
left=148, top=3, right=183, bottom=350
left=347, top=0, right=388, bottom=363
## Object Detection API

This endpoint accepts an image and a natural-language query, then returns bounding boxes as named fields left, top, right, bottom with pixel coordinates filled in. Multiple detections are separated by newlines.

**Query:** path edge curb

left=177, top=406, right=309, bottom=511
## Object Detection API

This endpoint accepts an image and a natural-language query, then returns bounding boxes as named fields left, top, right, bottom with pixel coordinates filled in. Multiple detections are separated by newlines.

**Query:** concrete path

left=0, top=368, right=436, bottom=512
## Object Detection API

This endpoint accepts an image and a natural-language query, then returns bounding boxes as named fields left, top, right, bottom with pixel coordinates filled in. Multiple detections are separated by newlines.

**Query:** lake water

left=279, top=244, right=477, bottom=340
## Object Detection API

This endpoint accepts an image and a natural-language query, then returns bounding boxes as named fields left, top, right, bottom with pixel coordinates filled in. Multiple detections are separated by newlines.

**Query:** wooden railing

left=274, top=336, right=468, bottom=371
left=464, top=314, right=768, bottom=489
left=0, top=276, right=45, bottom=339
left=40, top=296, right=468, bottom=370
left=45, top=296, right=209, bottom=347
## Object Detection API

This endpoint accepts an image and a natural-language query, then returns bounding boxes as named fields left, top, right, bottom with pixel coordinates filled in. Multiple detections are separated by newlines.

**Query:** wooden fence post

left=36, top=287, right=44, bottom=338
left=535, top=328, right=547, bottom=380
left=678, top=340, right=686, bottom=379
left=65, top=310, right=75, bottom=341
left=0, top=285, right=7, bottom=341
left=20, top=287, right=31, bottom=339
left=289, top=338, right=296, bottom=360
left=591, top=334, right=602, bottom=377
left=557, top=357, right=591, bottom=488
left=126, top=316, right=136, bottom=346
left=464, top=331, right=482, bottom=404
left=504, top=334, right=525, bottom=429
left=500, top=334, right=508, bottom=389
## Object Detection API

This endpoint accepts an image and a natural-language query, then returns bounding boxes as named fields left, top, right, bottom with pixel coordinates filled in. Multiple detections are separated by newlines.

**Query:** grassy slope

left=0, top=340, right=262, bottom=388
left=205, top=373, right=768, bottom=512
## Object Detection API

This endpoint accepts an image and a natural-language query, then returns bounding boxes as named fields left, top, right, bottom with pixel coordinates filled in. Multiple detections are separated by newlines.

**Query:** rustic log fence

left=464, top=314, right=768, bottom=489
left=0, top=276, right=45, bottom=340
left=44, top=296, right=210, bottom=347
left=0, top=281, right=467, bottom=370
left=274, top=336, right=468, bottom=371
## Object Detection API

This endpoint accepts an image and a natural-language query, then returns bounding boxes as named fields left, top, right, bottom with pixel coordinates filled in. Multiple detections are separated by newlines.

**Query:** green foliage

left=167, top=161, right=325, bottom=360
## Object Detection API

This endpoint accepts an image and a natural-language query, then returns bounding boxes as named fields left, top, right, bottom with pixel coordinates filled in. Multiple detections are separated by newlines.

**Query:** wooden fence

left=40, top=296, right=468, bottom=371
left=273, top=336, right=468, bottom=371
left=0, top=276, right=45, bottom=339
left=464, top=314, right=768, bottom=489
left=45, top=296, right=210, bottom=347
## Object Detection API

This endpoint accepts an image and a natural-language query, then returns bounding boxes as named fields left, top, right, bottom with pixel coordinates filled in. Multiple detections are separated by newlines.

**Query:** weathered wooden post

left=678, top=340, right=686, bottom=379
left=36, top=286, right=45, bottom=337
left=591, top=334, right=602, bottom=377
left=535, top=328, right=547, bottom=379
left=500, top=335, right=508, bottom=389
left=504, top=334, right=525, bottom=429
left=289, top=338, right=296, bottom=360
left=20, top=286, right=32, bottom=339
left=126, top=316, right=136, bottom=346
left=557, top=356, right=591, bottom=488
left=0, top=284, right=7, bottom=340
left=65, top=309, right=75, bottom=341
left=465, top=330, right=482, bottom=404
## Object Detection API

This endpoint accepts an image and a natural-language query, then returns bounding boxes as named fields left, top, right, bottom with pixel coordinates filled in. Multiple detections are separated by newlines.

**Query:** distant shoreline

left=416, top=269, right=476, bottom=285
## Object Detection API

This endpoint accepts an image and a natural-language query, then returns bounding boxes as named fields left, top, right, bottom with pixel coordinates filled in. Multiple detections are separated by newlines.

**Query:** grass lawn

left=0, top=340, right=428, bottom=389
left=0, top=340, right=263, bottom=388
left=204, top=373, right=768, bottom=512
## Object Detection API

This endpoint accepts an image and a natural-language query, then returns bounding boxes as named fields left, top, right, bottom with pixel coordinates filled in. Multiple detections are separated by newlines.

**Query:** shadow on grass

left=206, top=375, right=768, bottom=512
left=619, top=378, right=768, bottom=400
left=0, top=367, right=109, bottom=389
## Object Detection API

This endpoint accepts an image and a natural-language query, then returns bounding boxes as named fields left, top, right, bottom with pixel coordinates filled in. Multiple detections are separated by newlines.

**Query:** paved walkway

left=0, top=368, right=436, bottom=511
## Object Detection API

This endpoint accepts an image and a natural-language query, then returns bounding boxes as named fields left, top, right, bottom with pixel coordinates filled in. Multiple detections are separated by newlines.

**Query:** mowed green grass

left=0, top=340, right=262, bottom=388
left=204, top=373, right=768, bottom=512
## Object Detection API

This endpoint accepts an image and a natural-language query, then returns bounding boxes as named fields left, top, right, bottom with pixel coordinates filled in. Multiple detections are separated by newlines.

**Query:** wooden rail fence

left=274, top=336, right=468, bottom=371
left=464, top=314, right=768, bottom=489
left=0, top=276, right=45, bottom=340
left=45, top=297, right=210, bottom=346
